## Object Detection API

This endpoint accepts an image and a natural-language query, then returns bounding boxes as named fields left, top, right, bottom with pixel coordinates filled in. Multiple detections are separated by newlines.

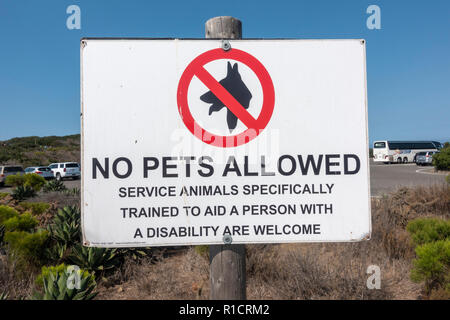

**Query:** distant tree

left=433, top=143, right=450, bottom=171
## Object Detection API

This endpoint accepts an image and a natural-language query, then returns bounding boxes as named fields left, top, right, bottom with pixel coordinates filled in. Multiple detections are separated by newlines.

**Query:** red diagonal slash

left=195, top=66, right=258, bottom=129
left=177, top=48, right=275, bottom=148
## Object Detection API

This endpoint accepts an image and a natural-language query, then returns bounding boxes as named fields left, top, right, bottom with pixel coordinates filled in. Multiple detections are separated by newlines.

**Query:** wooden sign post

left=205, top=16, right=246, bottom=300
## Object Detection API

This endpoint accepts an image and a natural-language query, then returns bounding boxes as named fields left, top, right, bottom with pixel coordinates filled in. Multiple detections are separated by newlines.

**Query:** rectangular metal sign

left=81, top=39, right=371, bottom=247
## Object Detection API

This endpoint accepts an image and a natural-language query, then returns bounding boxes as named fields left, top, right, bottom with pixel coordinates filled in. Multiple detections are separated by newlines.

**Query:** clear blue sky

left=0, top=0, right=448, bottom=145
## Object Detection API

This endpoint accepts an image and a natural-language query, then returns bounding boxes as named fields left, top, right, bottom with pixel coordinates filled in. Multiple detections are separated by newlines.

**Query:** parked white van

left=48, top=162, right=81, bottom=181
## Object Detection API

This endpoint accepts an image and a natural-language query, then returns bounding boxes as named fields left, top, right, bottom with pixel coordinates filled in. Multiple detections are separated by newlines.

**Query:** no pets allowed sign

left=81, top=39, right=370, bottom=247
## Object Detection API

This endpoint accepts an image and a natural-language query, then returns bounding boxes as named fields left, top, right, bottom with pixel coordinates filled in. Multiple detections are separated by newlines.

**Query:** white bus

left=373, top=140, right=442, bottom=163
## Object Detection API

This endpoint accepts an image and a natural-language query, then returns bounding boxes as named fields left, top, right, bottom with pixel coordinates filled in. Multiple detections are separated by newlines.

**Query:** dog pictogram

left=200, top=62, right=252, bottom=132
left=177, top=48, right=275, bottom=148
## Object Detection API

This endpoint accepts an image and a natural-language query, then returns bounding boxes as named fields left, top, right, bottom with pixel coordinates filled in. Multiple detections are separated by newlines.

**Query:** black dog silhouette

left=200, top=62, right=252, bottom=132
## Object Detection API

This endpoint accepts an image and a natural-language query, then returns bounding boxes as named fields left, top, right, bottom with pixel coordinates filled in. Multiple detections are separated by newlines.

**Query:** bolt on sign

left=81, top=39, right=371, bottom=247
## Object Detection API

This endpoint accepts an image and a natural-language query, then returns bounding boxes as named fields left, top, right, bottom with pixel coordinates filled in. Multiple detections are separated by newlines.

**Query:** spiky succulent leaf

left=68, top=245, right=120, bottom=273
left=47, top=206, right=81, bottom=246
left=33, top=264, right=97, bottom=300
left=43, top=180, right=67, bottom=193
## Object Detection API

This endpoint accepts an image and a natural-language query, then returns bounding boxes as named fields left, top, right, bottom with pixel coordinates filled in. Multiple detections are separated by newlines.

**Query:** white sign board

left=81, top=39, right=371, bottom=247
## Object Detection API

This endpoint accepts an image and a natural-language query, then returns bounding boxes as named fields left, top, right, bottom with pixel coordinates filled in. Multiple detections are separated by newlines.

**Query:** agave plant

left=63, top=187, right=80, bottom=197
left=11, top=185, right=36, bottom=201
left=45, top=242, right=68, bottom=263
left=33, top=264, right=97, bottom=300
left=56, top=206, right=80, bottom=222
left=43, top=180, right=67, bottom=193
left=47, top=206, right=81, bottom=245
left=69, top=245, right=120, bottom=273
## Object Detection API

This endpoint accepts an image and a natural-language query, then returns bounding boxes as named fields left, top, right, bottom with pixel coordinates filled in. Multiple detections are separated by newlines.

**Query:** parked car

left=416, top=151, right=438, bottom=166
left=24, top=166, right=54, bottom=179
left=0, top=165, right=24, bottom=186
left=48, top=162, right=81, bottom=181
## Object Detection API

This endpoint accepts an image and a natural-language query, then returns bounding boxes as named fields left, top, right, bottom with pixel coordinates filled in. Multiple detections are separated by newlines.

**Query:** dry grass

left=95, top=248, right=210, bottom=300
left=244, top=184, right=448, bottom=300
left=1, top=184, right=448, bottom=300
left=0, top=253, right=36, bottom=300
left=373, top=184, right=450, bottom=260
left=94, top=184, right=448, bottom=300
left=245, top=243, right=411, bottom=299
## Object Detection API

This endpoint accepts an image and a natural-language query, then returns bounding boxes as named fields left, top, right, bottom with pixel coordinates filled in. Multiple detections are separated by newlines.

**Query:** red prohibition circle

left=177, top=48, right=275, bottom=148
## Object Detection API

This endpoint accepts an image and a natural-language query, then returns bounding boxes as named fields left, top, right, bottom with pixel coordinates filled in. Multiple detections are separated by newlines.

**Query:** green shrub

left=19, top=202, right=51, bottom=215
left=2, top=212, right=38, bottom=232
left=5, top=174, right=25, bottom=187
left=69, top=245, right=120, bottom=274
left=0, top=205, right=19, bottom=224
left=48, top=206, right=81, bottom=246
left=24, top=173, right=46, bottom=192
left=33, top=264, right=97, bottom=300
left=43, top=180, right=67, bottom=193
left=5, top=173, right=46, bottom=192
left=11, top=185, right=36, bottom=200
left=4, top=230, right=49, bottom=266
left=433, top=147, right=450, bottom=171
left=407, top=218, right=450, bottom=246
left=410, top=240, right=450, bottom=293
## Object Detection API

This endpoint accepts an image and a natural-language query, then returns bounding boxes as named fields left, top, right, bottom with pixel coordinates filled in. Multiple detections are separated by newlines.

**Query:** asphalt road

left=369, top=159, right=447, bottom=196
left=0, top=160, right=447, bottom=197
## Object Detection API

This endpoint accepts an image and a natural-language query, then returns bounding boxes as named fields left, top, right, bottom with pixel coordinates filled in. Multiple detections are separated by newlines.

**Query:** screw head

left=222, top=40, right=231, bottom=51
left=223, top=234, right=232, bottom=244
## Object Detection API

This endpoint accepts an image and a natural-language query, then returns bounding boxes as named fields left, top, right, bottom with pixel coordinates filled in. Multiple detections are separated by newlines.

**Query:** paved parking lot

left=369, top=160, right=447, bottom=196
left=1, top=160, right=447, bottom=197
